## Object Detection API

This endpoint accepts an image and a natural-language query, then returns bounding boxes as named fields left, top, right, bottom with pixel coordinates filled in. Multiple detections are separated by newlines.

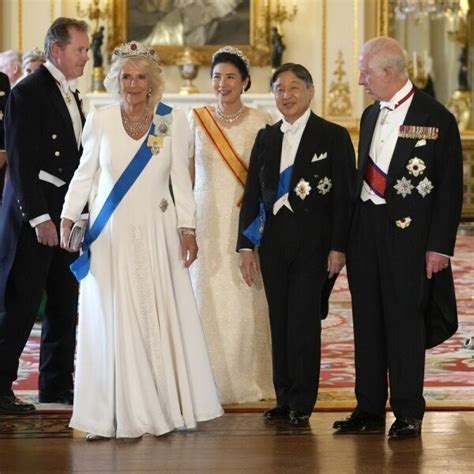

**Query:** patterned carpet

left=13, top=235, right=474, bottom=411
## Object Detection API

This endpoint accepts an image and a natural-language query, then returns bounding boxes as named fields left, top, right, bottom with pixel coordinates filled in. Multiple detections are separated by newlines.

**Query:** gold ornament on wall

left=327, top=50, right=352, bottom=117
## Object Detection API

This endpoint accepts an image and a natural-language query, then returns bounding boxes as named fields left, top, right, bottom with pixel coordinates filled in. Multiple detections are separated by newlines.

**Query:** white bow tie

left=280, top=121, right=299, bottom=134
left=379, top=101, right=394, bottom=111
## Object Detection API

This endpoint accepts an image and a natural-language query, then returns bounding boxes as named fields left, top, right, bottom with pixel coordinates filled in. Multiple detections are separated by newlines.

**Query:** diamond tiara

left=22, top=47, right=46, bottom=66
left=112, top=41, right=161, bottom=64
left=212, top=46, right=250, bottom=71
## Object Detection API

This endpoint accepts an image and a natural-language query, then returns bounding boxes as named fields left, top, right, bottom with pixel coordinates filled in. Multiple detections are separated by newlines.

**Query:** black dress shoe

left=39, top=389, right=74, bottom=405
left=289, top=410, right=310, bottom=426
left=0, top=392, right=36, bottom=414
left=388, top=417, right=422, bottom=438
left=333, top=409, right=385, bottom=434
left=263, top=405, right=290, bottom=419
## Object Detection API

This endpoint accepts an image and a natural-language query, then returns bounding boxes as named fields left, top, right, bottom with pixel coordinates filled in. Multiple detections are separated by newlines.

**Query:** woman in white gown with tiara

left=60, top=41, right=223, bottom=440
left=188, top=46, right=274, bottom=404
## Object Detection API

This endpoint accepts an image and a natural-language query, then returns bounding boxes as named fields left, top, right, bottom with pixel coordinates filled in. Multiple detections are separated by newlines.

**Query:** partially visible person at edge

left=333, top=37, right=463, bottom=439
left=0, top=50, right=23, bottom=87
left=188, top=46, right=274, bottom=404
left=237, top=63, right=355, bottom=425
left=21, top=47, right=46, bottom=80
left=60, top=41, right=223, bottom=440
left=0, top=17, right=89, bottom=414
left=0, top=71, right=10, bottom=207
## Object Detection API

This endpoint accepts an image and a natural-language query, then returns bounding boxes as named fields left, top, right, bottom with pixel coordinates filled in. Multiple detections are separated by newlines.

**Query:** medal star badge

left=396, top=217, right=412, bottom=229
left=153, top=113, right=172, bottom=137
left=416, top=177, right=434, bottom=198
left=394, top=177, right=414, bottom=198
left=406, top=157, right=426, bottom=177
left=316, top=177, right=332, bottom=195
left=147, top=135, right=163, bottom=155
left=294, top=178, right=312, bottom=200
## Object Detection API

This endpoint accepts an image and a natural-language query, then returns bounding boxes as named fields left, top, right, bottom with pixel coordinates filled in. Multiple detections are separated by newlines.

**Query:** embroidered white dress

left=188, top=107, right=274, bottom=404
left=61, top=104, right=223, bottom=438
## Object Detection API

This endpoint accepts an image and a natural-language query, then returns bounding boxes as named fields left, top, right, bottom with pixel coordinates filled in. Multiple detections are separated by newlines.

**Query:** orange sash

left=193, top=107, right=247, bottom=205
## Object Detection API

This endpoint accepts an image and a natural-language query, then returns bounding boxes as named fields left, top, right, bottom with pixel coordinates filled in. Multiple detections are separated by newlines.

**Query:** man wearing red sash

left=333, top=37, right=463, bottom=438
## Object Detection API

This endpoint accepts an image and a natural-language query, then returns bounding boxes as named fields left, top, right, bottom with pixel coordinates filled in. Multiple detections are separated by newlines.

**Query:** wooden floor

left=0, top=412, right=472, bottom=473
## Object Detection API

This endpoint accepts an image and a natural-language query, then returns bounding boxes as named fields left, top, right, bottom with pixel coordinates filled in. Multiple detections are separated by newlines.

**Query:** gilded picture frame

left=110, top=0, right=271, bottom=65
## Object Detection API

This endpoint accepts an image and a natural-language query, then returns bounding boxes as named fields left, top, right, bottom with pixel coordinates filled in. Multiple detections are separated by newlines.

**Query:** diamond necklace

left=121, top=106, right=151, bottom=138
left=215, top=103, right=245, bottom=123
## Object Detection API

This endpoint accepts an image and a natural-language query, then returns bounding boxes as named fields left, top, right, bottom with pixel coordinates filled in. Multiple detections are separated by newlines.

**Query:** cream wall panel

left=22, top=0, right=53, bottom=51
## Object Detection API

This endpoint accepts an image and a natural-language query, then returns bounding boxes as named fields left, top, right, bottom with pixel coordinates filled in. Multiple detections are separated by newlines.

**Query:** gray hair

left=22, top=47, right=46, bottom=70
left=362, top=37, right=408, bottom=79
left=104, top=57, right=164, bottom=107
left=44, top=17, right=88, bottom=60
left=0, top=50, right=22, bottom=70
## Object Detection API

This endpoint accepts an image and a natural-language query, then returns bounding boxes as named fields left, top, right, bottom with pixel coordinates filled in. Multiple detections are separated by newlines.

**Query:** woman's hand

left=180, top=229, right=198, bottom=268
left=60, top=218, right=75, bottom=251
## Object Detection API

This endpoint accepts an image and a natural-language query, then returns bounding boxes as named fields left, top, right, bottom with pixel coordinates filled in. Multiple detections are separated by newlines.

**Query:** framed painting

left=110, top=0, right=271, bottom=65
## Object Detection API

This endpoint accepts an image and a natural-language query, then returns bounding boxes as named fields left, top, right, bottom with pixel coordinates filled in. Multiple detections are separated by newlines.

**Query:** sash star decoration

left=294, top=179, right=312, bottom=200
left=394, top=177, right=414, bottom=198
left=317, top=177, right=332, bottom=195
left=416, top=177, right=434, bottom=198
left=406, top=157, right=426, bottom=177
left=396, top=217, right=412, bottom=229
left=399, top=125, right=439, bottom=140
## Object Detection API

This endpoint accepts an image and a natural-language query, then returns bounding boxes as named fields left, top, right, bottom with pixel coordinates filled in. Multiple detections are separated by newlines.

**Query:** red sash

left=364, top=157, right=387, bottom=198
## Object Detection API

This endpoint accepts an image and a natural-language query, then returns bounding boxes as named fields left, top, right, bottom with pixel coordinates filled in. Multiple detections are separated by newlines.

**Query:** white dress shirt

left=273, top=107, right=311, bottom=215
left=361, top=80, right=414, bottom=205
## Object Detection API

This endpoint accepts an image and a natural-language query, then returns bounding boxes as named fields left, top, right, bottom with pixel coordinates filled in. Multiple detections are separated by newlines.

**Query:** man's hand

left=327, top=250, right=345, bottom=278
left=426, top=251, right=449, bottom=279
left=239, top=250, right=259, bottom=287
left=35, top=220, right=58, bottom=247
left=181, top=232, right=198, bottom=268
left=60, top=218, right=74, bottom=252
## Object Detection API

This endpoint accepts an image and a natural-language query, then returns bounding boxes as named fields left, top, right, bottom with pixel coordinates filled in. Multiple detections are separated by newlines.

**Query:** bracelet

left=180, top=228, right=196, bottom=236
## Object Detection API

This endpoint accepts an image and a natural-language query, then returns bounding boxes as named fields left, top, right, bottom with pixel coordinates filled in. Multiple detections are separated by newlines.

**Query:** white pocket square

left=415, top=139, right=426, bottom=147
left=312, top=152, right=327, bottom=162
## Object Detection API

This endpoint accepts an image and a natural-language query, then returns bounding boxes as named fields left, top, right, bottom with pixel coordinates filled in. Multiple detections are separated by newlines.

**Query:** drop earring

left=147, top=88, right=152, bottom=97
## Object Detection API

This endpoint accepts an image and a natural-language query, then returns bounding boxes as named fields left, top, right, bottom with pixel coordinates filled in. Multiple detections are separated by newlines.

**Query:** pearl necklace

left=215, top=104, right=245, bottom=123
left=121, top=106, right=151, bottom=138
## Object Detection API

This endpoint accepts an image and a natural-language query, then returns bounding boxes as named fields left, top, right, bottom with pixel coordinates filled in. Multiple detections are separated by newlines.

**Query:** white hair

left=0, top=50, right=22, bottom=69
left=362, top=37, right=408, bottom=79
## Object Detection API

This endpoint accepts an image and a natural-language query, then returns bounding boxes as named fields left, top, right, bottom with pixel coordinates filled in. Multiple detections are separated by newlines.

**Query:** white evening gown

left=62, top=104, right=223, bottom=438
left=188, top=107, right=274, bottom=404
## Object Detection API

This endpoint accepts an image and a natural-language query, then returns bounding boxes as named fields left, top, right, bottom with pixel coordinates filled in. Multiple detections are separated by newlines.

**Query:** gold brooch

left=396, top=217, right=412, bottom=229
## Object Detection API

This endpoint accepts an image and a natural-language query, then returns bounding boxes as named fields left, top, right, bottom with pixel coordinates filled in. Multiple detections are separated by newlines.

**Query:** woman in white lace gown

left=188, top=47, right=274, bottom=404
left=60, top=42, right=222, bottom=440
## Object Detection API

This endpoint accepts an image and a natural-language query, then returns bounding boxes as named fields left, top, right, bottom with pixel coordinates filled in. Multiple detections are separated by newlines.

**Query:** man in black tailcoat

left=237, top=63, right=355, bottom=425
left=0, top=17, right=89, bottom=414
left=0, top=71, right=10, bottom=204
left=333, top=37, right=463, bottom=438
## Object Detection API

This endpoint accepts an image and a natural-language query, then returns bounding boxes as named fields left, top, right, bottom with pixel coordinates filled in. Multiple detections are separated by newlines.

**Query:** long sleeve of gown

left=170, top=109, right=196, bottom=229
left=61, top=108, right=102, bottom=221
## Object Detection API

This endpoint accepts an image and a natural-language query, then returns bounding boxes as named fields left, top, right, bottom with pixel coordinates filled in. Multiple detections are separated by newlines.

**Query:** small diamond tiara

left=212, top=46, right=250, bottom=71
left=112, top=41, right=161, bottom=64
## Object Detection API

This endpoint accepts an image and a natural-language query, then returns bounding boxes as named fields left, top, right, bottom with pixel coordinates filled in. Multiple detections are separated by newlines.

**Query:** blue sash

left=242, top=164, right=294, bottom=247
left=70, top=102, right=173, bottom=281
